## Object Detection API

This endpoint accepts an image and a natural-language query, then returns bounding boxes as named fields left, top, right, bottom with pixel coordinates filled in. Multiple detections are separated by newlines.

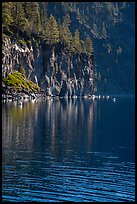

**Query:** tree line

left=2, top=2, right=93, bottom=55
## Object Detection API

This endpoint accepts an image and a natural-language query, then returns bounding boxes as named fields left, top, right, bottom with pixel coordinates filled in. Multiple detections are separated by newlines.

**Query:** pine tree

left=31, top=2, right=42, bottom=34
left=84, top=35, right=93, bottom=54
left=40, top=2, right=47, bottom=35
left=63, top=14, right=71, bottom=27
left=66, top=28, right=73, bottom=50
left=11, top=2, right=29, bottom=36
left=24, top=2, right=42, bottom=34
left=59, top=23, right=73, bottom=48
left=73, top=29, right=81, bottom=53
left=2, top=2, right=13, bottom=32
left=45, top=15, right=59, bottom=44
left=22, top=2, right=31, bottom=20
left=59, top=14, right=73, bottom=50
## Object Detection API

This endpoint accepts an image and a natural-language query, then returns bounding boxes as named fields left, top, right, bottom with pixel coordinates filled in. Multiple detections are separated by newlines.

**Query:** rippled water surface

left=2, top=96, right=135, bottom=202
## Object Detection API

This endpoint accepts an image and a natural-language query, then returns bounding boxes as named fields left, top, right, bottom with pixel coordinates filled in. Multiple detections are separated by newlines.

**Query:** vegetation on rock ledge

left=3, top=71, right=40, bottom=93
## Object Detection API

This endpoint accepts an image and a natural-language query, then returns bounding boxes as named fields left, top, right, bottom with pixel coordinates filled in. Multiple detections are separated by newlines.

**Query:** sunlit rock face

left=2, top=37, right=96, bottom=96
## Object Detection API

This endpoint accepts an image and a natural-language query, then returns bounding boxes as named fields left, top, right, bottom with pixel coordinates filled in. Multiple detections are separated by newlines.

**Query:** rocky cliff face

left=2, top=37, right=95, bottom=97
left=46, top=2, right=135, bottom=94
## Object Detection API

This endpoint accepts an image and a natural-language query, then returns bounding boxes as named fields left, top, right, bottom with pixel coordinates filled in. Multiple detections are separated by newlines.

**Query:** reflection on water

left=2, top=100, right=39, bottom=151
left=2, top=97, right=135, bottom=202
left=2, top=99, right=97, bottom=155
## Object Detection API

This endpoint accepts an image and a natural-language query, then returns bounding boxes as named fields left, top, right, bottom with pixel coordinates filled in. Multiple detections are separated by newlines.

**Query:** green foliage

left=19, top=65, right=25, bottom=75
left=63, top=14, right=71, bottom=27
left=59, top=14, right=73, bottom=50
left=40, top=2, right=47, bottom=35
left=59, top=23, right=73, bottom=48
left=11, top=3, right=29, bottom=36
left=18, top=39, right=26, bottom=46
left=2, top=2, right=94, bottom=55
left=3, top=71, right=40, bottom=93
left=2, top=2, right=13, bottom=31
left=2, top=33, right=7, bottom=39
left=45, top=15, right=59, bottom=44
left=73, top=29, right=82, bottom=53
left=22, top=2, right=31, bottom=20
left=84, top=35, right=93, bottom=54
left=30, top=2, right=42, bottom=34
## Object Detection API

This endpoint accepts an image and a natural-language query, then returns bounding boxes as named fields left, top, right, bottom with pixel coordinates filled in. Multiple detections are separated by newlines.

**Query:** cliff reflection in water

left=2, top=99, right=97, bottom=156
left=2, top=101, right=39, bottom=151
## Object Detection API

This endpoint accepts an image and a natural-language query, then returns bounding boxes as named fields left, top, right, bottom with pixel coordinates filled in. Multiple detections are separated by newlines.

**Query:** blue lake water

left=2, top=96, right=135, bottom=202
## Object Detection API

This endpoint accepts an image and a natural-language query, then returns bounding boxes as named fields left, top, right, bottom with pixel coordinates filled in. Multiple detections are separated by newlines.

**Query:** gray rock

left=2, top=38, right=96, bottom=97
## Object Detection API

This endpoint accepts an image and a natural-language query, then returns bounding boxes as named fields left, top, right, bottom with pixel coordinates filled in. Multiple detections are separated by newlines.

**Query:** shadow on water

left=2, top=97, right=135, bottom=202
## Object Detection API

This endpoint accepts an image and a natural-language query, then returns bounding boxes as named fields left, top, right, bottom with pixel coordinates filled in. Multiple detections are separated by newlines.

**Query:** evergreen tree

left=2, top=2, right=13, bottom=32
left=84, top=35, right=93, bottom=54
left=30, top=2, right=42, bottom=34
left=59, top=14, right=73, bottom=50
left=11, top=2, right=29, bottom=36
left=23, top=2, right=41, bottom=34
left=22, top=2, right=32, bottom=31
left=59, top=23, right=73, bottom=48
left=73, top=29, right=81, bottom=53
left=45, top=15, right=59, bottom=44
left=2, top=2, right=94, bottom=56
left=66, top=28, right=73, bottom=50
left=22, top=2, right=31, bottom=20
left=40, top=2, right=47, bottom=35
left=63, top=14, right=71, bottom=27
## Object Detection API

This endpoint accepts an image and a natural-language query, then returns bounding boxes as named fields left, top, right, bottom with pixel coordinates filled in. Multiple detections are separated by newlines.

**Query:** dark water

left=2, top=96, right=135, bottom=202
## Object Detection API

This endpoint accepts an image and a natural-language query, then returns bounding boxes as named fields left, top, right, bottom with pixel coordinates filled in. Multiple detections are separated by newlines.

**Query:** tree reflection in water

left=2, top=99, right=97, bottom=157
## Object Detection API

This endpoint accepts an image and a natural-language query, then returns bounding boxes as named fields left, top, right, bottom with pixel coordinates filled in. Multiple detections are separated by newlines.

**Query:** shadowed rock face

left=46, top=2, right=135, bottom=95
left=2, top=37, right=96, bottom=97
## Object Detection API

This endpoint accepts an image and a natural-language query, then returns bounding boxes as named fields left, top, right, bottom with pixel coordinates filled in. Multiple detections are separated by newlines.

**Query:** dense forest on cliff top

left=2, top=2, right=135, bottom=94
left=2, top=2, right=93, bottom=55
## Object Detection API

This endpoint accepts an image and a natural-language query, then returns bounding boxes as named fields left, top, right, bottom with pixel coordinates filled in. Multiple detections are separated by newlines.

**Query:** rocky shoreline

left=2, top=92, right=113, bottom=102
left=2, top=92, right=45, bottom=101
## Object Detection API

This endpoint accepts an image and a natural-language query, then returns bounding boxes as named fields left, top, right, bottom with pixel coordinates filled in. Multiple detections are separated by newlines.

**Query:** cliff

left=46, top=2, right=135, bottom=94
left=2, top=36, right=96, bottom=97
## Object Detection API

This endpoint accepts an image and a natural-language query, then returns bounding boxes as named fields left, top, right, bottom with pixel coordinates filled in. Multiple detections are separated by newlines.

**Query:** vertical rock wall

left=2, top=37, right=96, bottom=96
